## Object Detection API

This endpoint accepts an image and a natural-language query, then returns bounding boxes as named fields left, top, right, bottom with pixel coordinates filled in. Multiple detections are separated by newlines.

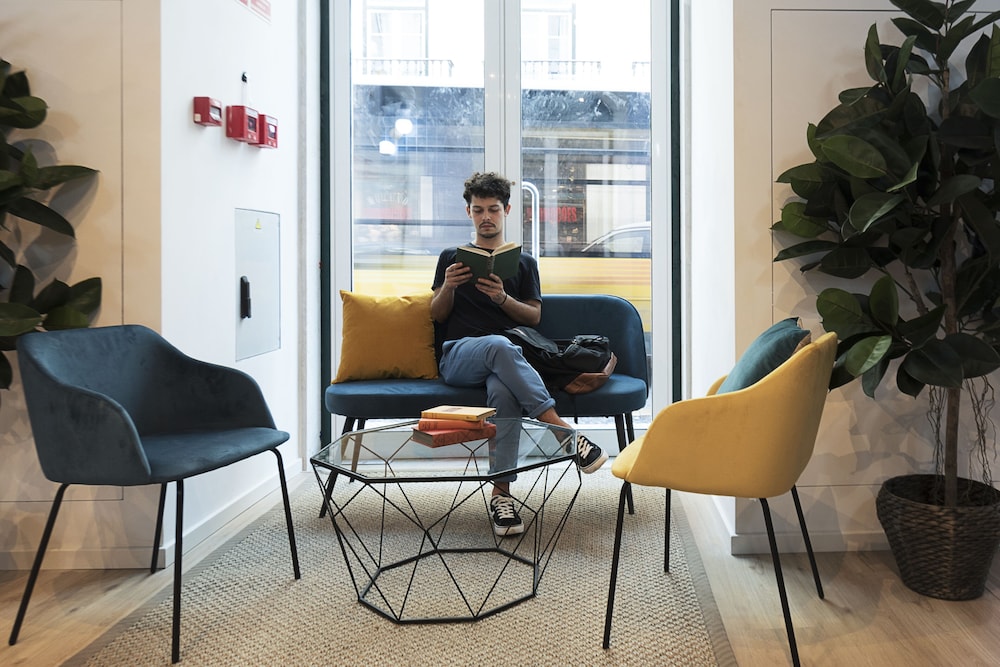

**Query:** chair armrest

left=145, top=354, right=277, bottom=432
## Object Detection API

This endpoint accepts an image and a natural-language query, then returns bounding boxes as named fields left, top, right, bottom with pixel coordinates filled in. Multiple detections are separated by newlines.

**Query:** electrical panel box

left=235, top=209, right=280, bottom=360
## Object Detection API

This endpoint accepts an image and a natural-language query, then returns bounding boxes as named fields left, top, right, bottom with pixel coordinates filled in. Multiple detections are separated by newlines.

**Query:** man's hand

left=442, top=262, right=472, bottom=291
left=476, top=273, right=507, bottom=305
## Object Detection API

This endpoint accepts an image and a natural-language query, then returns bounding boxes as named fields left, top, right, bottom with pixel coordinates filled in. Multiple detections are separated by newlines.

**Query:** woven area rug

left=67, top=468, right=736, bottom=666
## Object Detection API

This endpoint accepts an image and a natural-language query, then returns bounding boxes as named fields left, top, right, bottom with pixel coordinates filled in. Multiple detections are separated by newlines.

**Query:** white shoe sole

left=579, top=449, right=609, bottom=474
left=493, top=523, right=524, bottom=537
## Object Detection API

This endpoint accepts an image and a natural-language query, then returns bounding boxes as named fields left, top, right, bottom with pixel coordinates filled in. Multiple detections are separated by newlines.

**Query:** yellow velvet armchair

left=603, top=331, right=837, bottom=666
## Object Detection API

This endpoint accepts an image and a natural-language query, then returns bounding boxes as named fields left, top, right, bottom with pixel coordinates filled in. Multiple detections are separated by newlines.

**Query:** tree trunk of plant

left=937, top=58, right=960, bottom=508
left=944, top=385, right=960, bottom=506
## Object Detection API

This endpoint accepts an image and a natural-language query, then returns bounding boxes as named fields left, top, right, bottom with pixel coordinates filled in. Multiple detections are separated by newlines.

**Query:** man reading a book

left=430, top=171, right=608, bottom=537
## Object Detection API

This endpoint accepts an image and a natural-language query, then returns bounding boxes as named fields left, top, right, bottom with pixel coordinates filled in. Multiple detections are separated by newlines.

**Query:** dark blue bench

left=324, top=293, right=649, bottom=455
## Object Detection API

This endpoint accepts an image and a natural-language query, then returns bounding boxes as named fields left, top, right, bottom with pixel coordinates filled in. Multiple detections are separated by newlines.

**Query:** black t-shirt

left=432, top=244, right=542, bottom=342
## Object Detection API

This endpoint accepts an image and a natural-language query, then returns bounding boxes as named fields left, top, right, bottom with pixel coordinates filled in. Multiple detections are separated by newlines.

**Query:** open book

left=455, top=243, right=522, bottom=280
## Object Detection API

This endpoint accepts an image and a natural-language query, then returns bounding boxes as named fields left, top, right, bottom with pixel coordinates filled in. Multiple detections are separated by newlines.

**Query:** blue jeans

left=439, top=335, right=556, bottom=483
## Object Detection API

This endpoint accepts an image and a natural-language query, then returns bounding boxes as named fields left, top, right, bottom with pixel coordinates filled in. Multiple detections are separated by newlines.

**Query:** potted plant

left=772, top=0, right=1000, bottom=600
left=1, top=56, right=101, bottom=391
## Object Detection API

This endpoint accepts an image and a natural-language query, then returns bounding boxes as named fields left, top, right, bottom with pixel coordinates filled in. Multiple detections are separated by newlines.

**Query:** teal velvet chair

left=8, top=324, right=300, bottom=663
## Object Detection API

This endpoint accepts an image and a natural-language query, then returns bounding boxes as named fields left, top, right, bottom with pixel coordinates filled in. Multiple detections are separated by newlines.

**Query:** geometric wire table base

left=312, top=429, right=581, bottom=623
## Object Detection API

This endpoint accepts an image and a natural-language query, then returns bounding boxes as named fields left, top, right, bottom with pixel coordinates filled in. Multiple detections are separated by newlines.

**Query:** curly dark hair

left=462, top=172, right=514, bottom=207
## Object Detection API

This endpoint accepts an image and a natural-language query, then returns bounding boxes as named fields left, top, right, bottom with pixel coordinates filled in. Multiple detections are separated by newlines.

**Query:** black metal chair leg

left=9, top=483, right=69, bottom=646
left=172, top=480, right=184, bottom=664
left=760, top=498, right=801, bottom=667
left=664, top=488, right=672, bottom=572
left=791, top=485, right=824, bottom=599
left=602, top=481, right=631, bottom=649
left=614, top=415, right=635, bottom=515
left=322, top=417, right=363, bottom=517
left=272, top=449, right=301, bottom=579
left=151, top=483, right=168, bottom=573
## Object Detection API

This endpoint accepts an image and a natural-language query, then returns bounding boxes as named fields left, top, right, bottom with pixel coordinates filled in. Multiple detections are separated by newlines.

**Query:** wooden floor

left=681, top=490, right=1000, bottom=666
left=0, top=474, right=998, bottom=666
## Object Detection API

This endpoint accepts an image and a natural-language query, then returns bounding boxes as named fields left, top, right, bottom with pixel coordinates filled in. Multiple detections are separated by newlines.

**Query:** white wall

left=0, top=0, right=318, bottom=569
left=687, top=0, right=737, bottom=532
left=722, top=0, right=1000, bottom=553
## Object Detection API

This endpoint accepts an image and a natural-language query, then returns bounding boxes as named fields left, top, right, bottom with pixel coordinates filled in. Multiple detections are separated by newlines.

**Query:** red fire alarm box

left=226, top=105, right=259, bottom=143
left=193, top=97, right=222, bottom=126
left=255, top=114, right=278, bottom=148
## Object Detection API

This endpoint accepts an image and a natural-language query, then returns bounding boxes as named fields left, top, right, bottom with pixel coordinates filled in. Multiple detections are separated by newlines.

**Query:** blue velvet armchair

left=8, top=324, right=300, bottom=663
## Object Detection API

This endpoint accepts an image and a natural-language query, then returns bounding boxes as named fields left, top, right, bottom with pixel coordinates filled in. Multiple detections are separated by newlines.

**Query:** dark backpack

left=503, top=326, right=618, bottom=394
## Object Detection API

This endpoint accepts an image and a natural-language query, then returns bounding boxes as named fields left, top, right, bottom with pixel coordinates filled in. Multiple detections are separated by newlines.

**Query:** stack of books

left=412, top=405, right=497, bottom=447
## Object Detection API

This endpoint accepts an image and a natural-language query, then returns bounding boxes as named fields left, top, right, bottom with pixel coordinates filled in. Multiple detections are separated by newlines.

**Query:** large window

left=331, top=1, right=667, bottom=437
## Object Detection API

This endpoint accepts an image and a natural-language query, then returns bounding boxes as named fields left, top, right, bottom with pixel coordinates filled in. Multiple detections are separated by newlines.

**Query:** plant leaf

left=944, top=332, right=1000, bottom=378
left=869, top=275, right=899, bottom=326
left=820, top=135, right=889, bottom=179
left=43, top=305, right=90, bottom=330
left=817, top=288, right=878, bottom=339
left=66, top=277, right=102, bottom=316
left=969, top=77, right=1000, bottom=118
left=927, top=174, right=981, bottom=206
left=937, top=115, right=993, bottom=148
left=897, top=305, right=945, bottom=346
left=818, top=247, right=876, bottom=279
left=860, top=355, right=890, bottom=396
left=773, top=239, right=839, bottom=262
left=848, top=192, right=904, bottom=231
left=895, top=363, right=926, bottom=397
left=31, top=279, right=70, bottom=314
left=0, top=302, right=42, bottom=336
left=776, top=162, right=837, bottom=198
left=970, top=10, right=1000, bottom=36
left=9, top=264, right=34, bottom=305
left=901, top=339, right=964, bottom=388
left=938, top=15, right=976, bottom=63
left=776, top=201, right=828, bottom=237
left=0, top=170, right=19, bottom=191
left=892, top=17, right=939, bottom=53
left=892, top=36, right=918, bottom=92
left=844, top=334, right=894, bottom=376
left=0, top=95, right=46, bottom=129
left=4, top=198, right=75, bottom=236
left=890, top=0, right=945, bottom=31
left=32, top=165, right=97, bottom=190
left=865, top=24, right=888, bottom=84
left=958, top=192, right=1000, bottom=260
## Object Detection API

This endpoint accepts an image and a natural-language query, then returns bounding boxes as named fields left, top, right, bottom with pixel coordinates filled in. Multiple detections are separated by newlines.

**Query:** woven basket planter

left=877, top=474, right=1000, bottom=600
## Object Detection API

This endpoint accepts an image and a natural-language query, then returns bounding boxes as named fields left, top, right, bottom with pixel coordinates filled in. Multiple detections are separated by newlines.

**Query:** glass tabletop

left=311, top=418, right=576, bottom=483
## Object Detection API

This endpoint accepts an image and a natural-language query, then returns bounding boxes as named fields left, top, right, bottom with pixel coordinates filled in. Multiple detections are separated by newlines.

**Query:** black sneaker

left=567, top=433, right=608, bottom=474
left=490, top=493, right=524, bottom=537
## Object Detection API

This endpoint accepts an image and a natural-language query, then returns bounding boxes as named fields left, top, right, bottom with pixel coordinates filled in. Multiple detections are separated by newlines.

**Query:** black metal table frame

left=311, top=424, right=582, bottom=624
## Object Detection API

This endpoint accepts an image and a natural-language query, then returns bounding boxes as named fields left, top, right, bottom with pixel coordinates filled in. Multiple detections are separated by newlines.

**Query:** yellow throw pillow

left=332, top=291, right=439, bottom=382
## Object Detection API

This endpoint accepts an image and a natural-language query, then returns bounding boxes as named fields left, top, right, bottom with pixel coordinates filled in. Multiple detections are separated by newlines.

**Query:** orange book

left=420, top=405, right=497, bottom=422
left=417, top=418, right=487, bottom=431
left=411, top=422, right=497, bottom=447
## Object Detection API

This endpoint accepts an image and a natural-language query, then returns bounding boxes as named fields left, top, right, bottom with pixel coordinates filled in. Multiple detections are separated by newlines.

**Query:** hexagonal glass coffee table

left=310, top=418, right=581, bottom=623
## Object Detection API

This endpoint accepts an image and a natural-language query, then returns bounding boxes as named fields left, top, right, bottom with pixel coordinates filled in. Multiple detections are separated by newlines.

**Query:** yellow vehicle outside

left=352, top=254, right=651, bottom=333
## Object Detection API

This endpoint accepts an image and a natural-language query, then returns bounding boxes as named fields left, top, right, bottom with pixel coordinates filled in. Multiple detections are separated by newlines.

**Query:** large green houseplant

left=773, top=0, right=1000, bottom=599
left=0, top=57, right=101, bottom=390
